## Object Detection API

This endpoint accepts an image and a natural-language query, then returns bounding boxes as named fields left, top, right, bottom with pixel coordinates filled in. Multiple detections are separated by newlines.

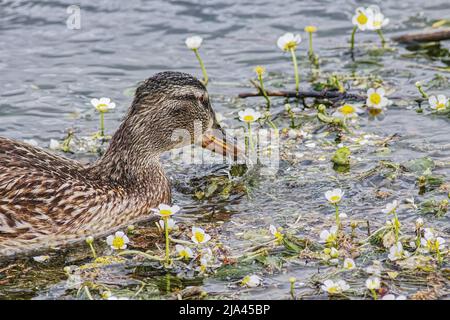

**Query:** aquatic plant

left=185, top=36, right=209, bottom=85
left=191, top=226, right=211, bottom=245
left=325, top=188, right=345, bottom=229
left=269, top=225, right=284, bottom=243
left=106, top=231, right=129, bottom=251
left=350, top=7, right=374, bottom=51
left=304, top=25, right=318, bottom=66
left=254, top=66, right=271, bottom=108
left=277, top=32, right=302, bottom=93
left=428, top=94, right=448, bottom=112
left=90, top=97, right=116, bottom=140
left=238, top=108, right=261, bottom=153
left=241, top=274, right=262, bottom=288
left=365, top=276, right=381, bottom=300
left=152, top=204, right=181, bottom=265
left=85, top=236, right=97, bottom=259
left=321, top=279, right=350, bottom=295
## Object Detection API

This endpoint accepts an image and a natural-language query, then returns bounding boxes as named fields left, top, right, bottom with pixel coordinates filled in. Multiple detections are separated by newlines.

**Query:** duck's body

left=0, top=71, right=226, bottom=257
left=0, top=136, right=170, bottom=256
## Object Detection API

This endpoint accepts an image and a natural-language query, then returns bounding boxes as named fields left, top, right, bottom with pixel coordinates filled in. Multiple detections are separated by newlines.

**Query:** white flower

left=367, top=105, right=387, bottom=121
left=158, top=218, right=177, bottom=232
left=185, top=36, right=203, bottom=50
left=325, top=188, right=344, bottom=204
left=152, top=204, right=180, bottom=217
left=415, top=218, right=424, bottom=229
left=382, top=200, right=398, bottom=214
left=241, top=275, right=262, bottom=288
left=269, top=225, right=284, bottom=241
left=108, top=296, right=129, bottom=300
left=428, top=95, right=448, bottom=111
left=365, top=261, right=382, bottom=276
left=367, top=6, right=389, bottom=30
left=321, top=279, right=350, bottom=294
left=388, top=242, right=409, bottom=261
left=329, top=247, right=339, bottom=258
left=332, top=104, right=363, bottom=119
left=33, top=255, right=50, bottom=263
left=200, top=247, right=213, bottom=262
left=320, top=226, right=338, bottom=244
left=49, top=139, right=60, bottom=150
left=366, top=88, right=389, bottom=108
left=277, top=32, right=302, bottom=51
left=24, top=139, right=39, bottom=147
left=191, top=227, right=211, bottom=244
left=421, top=229, right=446, bottom=252
left=175, top=244, right=194, bottom=259
left=352, top=7, right=374, bottom=31
left=91, top=97, right=116, bottom=113
left=106, top=231, right=129, bottom=250
left=366, top=277, right=381, bottom=290
left=238, top=108, right=261, bottom=123
left=382, top=294, right=407, bottom=300
left=343, top=258, right=356, bottom=270
left=339, top=212, right=348, bottom=219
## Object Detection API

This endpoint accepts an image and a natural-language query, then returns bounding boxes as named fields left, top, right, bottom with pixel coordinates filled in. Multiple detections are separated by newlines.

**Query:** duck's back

left=0, top=137, right=119, bottom=256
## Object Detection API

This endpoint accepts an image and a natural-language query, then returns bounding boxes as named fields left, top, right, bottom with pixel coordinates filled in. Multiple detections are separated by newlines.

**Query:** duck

left=0, top=71, right=236, bottom=257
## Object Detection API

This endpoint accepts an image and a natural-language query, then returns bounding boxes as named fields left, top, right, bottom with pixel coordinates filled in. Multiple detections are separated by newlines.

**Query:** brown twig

left=392, top=28, right=450, bottom=43
left=239, top=80, right=364, bottom=101
left=238, top=90, right=364, bottom=100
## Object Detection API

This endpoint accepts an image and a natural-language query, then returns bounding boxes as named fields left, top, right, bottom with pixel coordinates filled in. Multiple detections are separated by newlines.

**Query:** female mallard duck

left=0, top=71, right=235, bottom=257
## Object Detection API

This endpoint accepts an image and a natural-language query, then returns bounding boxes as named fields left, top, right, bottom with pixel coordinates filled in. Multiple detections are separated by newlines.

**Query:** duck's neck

left=87, top=121, right=167, bottom=190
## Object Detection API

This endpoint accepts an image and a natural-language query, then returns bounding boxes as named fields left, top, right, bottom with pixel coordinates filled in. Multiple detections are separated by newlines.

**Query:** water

left=1, top=0, right=450, bottom=299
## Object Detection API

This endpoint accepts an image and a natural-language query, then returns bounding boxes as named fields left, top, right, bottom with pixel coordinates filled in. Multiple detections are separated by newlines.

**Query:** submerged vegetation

left=1, top=4, right=450, bottom=300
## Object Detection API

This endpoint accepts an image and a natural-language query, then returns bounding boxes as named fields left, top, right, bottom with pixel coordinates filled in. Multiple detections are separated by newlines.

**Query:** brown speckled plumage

left=0, top=71, right=216, bottom=257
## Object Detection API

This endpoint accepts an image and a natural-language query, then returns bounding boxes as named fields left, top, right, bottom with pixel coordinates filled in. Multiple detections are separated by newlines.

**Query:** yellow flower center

left=112, top=236, right=124, bottom=249
left=159, top=209, right=172, bottom=216
left=254, top=66, right=265, bottom=76
left=357, top=12, right=368, bottom=25
left=194, top=231, right=205, bottom=243
left=96, top=104, right=109, bottom=113
left=179, top=250, right=190, bottom=259
left=328, top=286, right=340, bottom=294
left=330, top=195, right=341, bottom=202
left=373, top=20, right=382, bottom=28
left=370, top=93, right=381, bottom=105
left=283, top=41, right=298, bottom=51
left=243, top=115, right=255, bottom=122
left=305, top=26, right=317, bottom=33
left=275, top=231, right=283, bottom=241
left=242, top=276, right=250, bottom=285
left=369, top=108, right=383, bottom=116
left=436, top=103, right=446, bottom=110
left=340, top=104, right=355, bottom=115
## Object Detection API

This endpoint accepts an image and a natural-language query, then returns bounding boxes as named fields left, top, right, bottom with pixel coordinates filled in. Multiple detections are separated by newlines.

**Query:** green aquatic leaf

left=215, top=263, right=260, bottom=281
left=403, top=157, right=435, bottom=174
left=331, top=146, right=351, bottom=166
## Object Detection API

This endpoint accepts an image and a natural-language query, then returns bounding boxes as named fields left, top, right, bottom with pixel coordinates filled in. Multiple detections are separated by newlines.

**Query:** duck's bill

left=201, top=129, right=243, bottom=162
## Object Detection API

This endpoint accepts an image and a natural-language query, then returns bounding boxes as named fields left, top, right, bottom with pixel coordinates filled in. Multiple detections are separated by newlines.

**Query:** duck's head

left=108, top=71, right=237, bottom=163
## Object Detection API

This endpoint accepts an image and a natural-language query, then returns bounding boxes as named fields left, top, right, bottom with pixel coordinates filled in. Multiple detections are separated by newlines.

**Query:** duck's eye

left=199, top=94, right=209, bottom=107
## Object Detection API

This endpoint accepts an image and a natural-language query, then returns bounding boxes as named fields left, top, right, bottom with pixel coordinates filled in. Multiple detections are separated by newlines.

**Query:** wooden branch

left=392, top=29, right=450, bottom=43
left=238, top=88, right=364, bottom=101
